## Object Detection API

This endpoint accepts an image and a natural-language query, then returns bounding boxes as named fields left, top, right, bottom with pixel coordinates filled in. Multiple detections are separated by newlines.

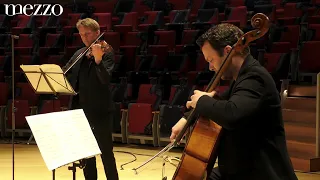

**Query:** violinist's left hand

left=186, top=90, right=216, bottom=109
left=91, top=43, right=104, bottom=64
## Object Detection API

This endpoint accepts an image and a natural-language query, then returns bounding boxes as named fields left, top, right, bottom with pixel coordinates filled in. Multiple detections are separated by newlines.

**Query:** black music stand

left=10, top=34, right=19, bottom=180
left=20, top=64, right=98, bottom=180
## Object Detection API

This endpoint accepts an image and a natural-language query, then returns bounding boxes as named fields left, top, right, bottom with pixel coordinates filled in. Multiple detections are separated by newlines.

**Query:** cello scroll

left=234, top=13, right=269, bottom=53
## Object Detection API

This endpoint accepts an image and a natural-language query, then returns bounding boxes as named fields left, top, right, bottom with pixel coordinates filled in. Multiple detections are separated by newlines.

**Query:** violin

left=132, top=13, right=270, bottom=180
left=63, top=32, right=113, bottom=74
left=85, top=39, right=113, bottom=59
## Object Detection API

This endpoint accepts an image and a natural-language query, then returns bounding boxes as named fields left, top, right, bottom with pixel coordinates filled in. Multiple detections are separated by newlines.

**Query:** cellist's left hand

left=186, top=90, right=216, bottom=109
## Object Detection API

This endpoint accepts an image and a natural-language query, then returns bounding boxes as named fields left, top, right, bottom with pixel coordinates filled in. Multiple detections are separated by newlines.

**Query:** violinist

left=62, top=18, right=119, bottom=180
left=170, top=23, right=298, bottom=180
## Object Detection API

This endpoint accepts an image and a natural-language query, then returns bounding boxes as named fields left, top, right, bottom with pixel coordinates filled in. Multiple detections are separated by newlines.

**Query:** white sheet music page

left=25, top=109, right=101, bottom=171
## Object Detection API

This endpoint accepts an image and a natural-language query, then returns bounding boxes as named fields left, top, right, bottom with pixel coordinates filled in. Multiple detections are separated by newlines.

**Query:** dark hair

left=196, top=23, right=249, bottom=56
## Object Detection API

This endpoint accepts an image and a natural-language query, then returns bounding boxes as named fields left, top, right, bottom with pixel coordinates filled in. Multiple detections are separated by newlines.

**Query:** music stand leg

left=67, top=160, right=86, bottom=180
left=11, top=33, right=16, bottom=180
left=73, top=163, right=76, bottom=180
left=52, top=169, right=55, bottom=180
left=68, top=162, right=79, bottom=180
left=27, top=134, right=33, bottom=144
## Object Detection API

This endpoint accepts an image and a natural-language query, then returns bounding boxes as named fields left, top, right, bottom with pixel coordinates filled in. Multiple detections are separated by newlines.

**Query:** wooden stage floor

left=0, top=142, right=320, bottom=180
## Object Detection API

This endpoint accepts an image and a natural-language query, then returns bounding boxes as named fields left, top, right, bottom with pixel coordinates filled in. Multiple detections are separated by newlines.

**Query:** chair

left=130, top=0, right=152, bottom=17
left=189, top=0, right=205, bottom=21
left=11, top=15, right=35, bottom=35
left=88, top=1, right=117, bottom=13
left=38, top=100, right=61, bottom=114
left=157, top=104, right=186, bottom=146
left=15, top=82, right=39, bottom=107
left=304, top=24, right=320, bottom=41
left=147, top=45, right=169, bottom=70
left=121, top=32, right=143, bottom=46
left=62, top=13, right=86, bottom=37
left=166, top=0, right=189, bottom=10
left=6, top=100, right=31, bottom=132
left=125, top=84, right=163, bottom=146
left=228, top=0, right=245, bottom=7
left=221, top=6, right=248, bottom=28
left=110, top=83, right=129, bottom=143
left=38, top=33, right=65, bottom=59
left=175, top=29, right=200, bottom=53
left=253, top=4, right=276, bottom=23
left=164, top=54, right=190, bottom=75
left=156, top=84, right=194, bottom=146
left=0, top=71, right=4, bottom=82
left=0, top=82, right=9, bottom=136
left=92, top=13, right=112, bottom=32
left=13, top=34, right=34, bottom=55
left=297, top=41, right=320, bottom=84
left=114, top=12, right=139, bottom=34
left=153, top=31, right=176, bottom=51
left=276, top=3, right=304, bottom=25
left=138, top=11, right=164, bottom=31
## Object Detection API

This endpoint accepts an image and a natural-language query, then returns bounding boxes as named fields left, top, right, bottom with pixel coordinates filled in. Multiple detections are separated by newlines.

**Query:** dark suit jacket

left=62, top=47, right=115, bottom=116
left=186, top=54, right=297, bottom=180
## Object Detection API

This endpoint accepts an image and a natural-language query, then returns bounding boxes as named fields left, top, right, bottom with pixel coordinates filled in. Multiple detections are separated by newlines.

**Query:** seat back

left=127, top=103, right=153, bottom=134
left=38, top=100, right=61, bottom=114
left=0, top=82, right=9, bottom=106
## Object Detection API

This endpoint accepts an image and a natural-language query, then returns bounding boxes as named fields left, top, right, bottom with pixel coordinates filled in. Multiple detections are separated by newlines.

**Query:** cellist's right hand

left=170, top=117, right=187, bottom=143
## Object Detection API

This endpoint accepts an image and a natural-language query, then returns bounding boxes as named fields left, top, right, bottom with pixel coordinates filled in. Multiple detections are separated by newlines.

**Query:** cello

left=133, top=13, right=270, bottom=180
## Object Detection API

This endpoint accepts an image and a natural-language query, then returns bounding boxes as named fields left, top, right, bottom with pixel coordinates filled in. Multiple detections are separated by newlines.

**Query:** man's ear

left=224, top=45, right=232, bottom=55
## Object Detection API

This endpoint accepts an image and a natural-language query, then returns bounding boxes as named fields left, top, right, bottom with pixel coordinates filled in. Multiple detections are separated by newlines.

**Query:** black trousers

left=83, top=112, right=119, bottom=180
left=208, top=167, right=257, bottom=180
left=208, top=167, right=223, bottom=180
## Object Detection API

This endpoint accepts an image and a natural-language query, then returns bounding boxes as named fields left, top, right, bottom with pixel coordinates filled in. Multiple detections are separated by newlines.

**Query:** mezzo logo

left=4, top=4, right=64, bottom=16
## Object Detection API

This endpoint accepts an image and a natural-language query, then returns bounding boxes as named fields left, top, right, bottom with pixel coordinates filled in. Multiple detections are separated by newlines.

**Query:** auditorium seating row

left=1, top=1, right=320, bottom=85
left=0, top=80, right=228, bottom=146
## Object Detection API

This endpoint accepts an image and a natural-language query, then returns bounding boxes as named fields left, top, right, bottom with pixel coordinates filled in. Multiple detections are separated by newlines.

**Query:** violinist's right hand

left=170, top=117, right=187, bottom=143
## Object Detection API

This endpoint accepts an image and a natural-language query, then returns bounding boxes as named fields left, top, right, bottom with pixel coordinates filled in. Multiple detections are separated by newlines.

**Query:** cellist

left=170, top=23, right=298, bottom=180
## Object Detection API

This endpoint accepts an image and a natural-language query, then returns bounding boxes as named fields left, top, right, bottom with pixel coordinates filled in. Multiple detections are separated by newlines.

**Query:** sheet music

left=26, top=109, right=101, bottom=171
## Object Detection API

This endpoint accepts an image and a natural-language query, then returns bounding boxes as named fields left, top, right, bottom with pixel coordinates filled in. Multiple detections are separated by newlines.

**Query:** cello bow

left=132, top=13, right=270, bottom=179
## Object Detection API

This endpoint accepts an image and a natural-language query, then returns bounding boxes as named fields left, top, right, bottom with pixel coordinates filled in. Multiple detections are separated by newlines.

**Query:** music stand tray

left=20, top=64, right=76, bottom=96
